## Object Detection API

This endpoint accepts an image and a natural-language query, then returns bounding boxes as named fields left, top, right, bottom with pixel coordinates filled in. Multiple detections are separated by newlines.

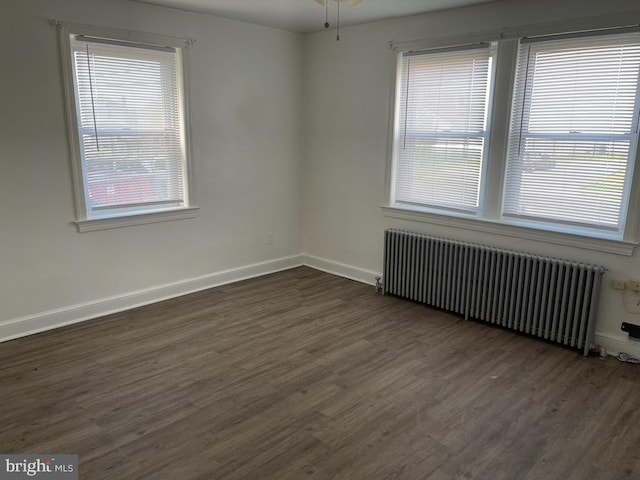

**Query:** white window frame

left=503, top=31, right=640, bottom=238
left=390, top=43, right=498, bottom=216
left=56, top=21, right=198, bottom=232
left=384, top=25, right=640, bottom=256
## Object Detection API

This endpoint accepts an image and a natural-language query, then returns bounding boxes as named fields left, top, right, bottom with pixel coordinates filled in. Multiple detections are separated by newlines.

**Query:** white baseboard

left=0, top=254, right=303, bottom=343
left=5, top=252, right=636, bottom=361
left=595, top=331, right=640, bottom=358
left=302, top=254, right=381, bottom=286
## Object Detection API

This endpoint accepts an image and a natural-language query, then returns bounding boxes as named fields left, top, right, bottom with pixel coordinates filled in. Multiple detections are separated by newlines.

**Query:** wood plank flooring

left=1, top=266, right=639, bottom=479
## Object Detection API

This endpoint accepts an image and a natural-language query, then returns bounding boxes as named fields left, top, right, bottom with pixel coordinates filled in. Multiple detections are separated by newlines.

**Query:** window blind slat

left=504, top=32, right=640, bottom=234
left=393, top=46, right=493, bottom=212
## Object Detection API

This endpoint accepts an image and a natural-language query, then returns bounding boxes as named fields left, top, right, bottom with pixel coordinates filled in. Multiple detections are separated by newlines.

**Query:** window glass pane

left=504, top=33, right=640, bottom=234
left=394, top=46, right=493, bottom=212
left=70, top=37, right=186, bottom=216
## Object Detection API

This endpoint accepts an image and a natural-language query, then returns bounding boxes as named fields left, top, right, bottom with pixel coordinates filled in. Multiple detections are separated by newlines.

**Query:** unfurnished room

left=2, top=0, right=640, bottom=478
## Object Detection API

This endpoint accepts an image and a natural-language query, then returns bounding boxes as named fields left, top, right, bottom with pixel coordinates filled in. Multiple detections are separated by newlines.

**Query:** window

left=504, top=31, right=640, bottom=237
left=388, top=29, right=640, bottom=248
left=60, top=25, right=196, bottom=231
left=392, top=45, right=494, bottom=213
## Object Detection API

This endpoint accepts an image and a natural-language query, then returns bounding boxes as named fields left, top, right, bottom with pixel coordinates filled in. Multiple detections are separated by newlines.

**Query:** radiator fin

left=383, top=229, right=604, bottom=355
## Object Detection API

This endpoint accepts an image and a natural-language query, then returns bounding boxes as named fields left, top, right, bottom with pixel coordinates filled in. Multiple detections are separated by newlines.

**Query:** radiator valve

left=375, top=277, right=383, bottom=294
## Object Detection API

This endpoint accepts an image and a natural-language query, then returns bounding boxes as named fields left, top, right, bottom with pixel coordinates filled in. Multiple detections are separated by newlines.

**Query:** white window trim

left=384, top=18, right=640, bottom=257
left=76, top=207, right=199, bottom=232
left=381, top=205, right=637, bottom=256
left=54, top=20, right=198, bottom=232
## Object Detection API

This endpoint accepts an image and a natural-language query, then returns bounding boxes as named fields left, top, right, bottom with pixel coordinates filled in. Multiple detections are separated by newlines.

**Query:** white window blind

left=393, top=45, right=494, bottom=213
left=504, top=32, right=640, bottom=236
left=70, top=35, right=187, bottom=218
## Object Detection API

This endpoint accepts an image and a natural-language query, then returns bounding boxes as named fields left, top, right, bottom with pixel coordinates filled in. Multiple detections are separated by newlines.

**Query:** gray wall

left=302, top=0, right=640, bottom=355
left=3, top=0, right=640, bottom=356
left=0, top=0, right=302, bottom=330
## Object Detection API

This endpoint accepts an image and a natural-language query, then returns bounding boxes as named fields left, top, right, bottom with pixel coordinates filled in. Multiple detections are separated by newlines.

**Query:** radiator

left=383, top=229, right=605, bottom=355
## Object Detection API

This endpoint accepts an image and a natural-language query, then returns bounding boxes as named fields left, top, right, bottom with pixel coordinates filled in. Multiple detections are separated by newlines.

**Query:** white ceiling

left=132, top=0, right=499, bottom=34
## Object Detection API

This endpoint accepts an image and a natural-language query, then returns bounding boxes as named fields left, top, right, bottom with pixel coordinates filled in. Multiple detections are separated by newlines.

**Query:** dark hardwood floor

left=1, top=266, right=639, bottom=479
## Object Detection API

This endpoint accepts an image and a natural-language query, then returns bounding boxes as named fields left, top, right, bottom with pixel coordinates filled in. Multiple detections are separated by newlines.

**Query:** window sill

left=75, top=207, right=199, bottom=232
left=381, top=205, right=637, bottom=256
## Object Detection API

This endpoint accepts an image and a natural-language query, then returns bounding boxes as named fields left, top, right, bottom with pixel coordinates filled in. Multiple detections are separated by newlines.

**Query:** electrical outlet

left=612, top=280, right=626, bottom=290
left=267, top=232, right=274, bottom=247
left=629, top=281, right=640, bottom=292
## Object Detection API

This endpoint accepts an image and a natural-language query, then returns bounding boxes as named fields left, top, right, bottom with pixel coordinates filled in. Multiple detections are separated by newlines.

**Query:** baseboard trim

left=595, top=331, right=640, bottom=358
left=302, top=254, right=381, bottom=286
left=0, top=254, right=304, bottom=343
left=4, top=253, right=632, bottom=358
